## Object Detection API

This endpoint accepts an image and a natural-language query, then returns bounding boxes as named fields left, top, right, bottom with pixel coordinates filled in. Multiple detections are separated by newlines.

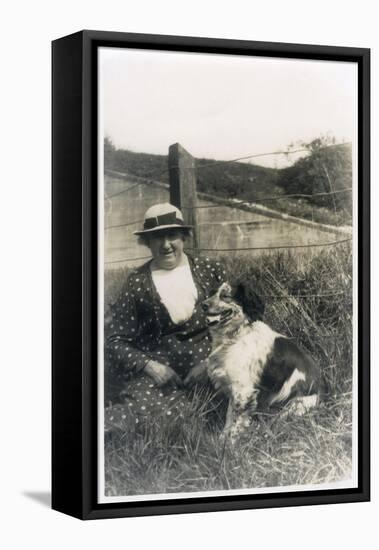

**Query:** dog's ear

left=233, top=283, right=247, bottom=307
left=233, top=282, right=265, bottom=322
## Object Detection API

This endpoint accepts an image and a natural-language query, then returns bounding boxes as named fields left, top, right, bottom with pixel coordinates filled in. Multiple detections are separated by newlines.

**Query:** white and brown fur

left=203, top=282, right=322, bottom=440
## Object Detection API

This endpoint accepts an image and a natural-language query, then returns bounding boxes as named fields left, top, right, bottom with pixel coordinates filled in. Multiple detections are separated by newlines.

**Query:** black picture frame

left=52, top=30, right=370, bottom=520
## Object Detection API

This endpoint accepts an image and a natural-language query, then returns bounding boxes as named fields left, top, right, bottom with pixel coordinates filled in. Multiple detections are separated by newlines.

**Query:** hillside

left=104, top=139, right=352, bottom=226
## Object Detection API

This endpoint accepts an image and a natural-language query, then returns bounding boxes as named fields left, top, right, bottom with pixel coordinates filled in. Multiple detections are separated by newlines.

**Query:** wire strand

left=195, top=141, right=352, bottom=170
left=185, top=237, right=351, bottom=253
left=180, top=187, right=352, bottom=210
left=104, top=237, right=351, bottom=264
left=105, top=219, right=143, bottom=230
left=261, top=290, right=350, bottom=299
left=105, top=254, right=151, bottom=265
left=105, top=181, right=144, bottom=200
left=103, top=188, right=352, bottom=231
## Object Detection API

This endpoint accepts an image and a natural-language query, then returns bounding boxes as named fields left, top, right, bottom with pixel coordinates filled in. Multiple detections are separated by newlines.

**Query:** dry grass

left=104, top=244, right=353, bottom=496
left=105, top=392, right=352, bottom=496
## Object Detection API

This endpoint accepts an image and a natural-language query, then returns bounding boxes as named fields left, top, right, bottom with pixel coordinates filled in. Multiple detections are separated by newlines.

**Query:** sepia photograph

left=97, top=45, right=358, bottom=503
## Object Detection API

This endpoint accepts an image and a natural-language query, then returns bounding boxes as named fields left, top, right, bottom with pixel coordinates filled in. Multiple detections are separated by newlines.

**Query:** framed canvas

left=52, top=30, right=370, bottom=520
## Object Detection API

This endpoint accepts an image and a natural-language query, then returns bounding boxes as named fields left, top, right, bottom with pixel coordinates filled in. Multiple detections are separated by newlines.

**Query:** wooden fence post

left=168, top=143, right=199, bottom=251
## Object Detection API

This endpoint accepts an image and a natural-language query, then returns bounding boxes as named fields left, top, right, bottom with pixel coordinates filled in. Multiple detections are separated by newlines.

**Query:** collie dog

left=203, top=282, right=322, bottom=440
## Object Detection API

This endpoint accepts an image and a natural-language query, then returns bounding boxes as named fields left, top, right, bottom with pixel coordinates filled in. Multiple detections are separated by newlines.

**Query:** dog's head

left=203, top=282, right=265, bottom=335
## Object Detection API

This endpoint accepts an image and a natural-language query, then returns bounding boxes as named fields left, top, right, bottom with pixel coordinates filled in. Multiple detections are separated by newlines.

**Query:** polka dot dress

left=116, top=284, right=213, bottom=418
left=119, top=377, right=187, bottom=421
left=105, top=255, right=227, bottom=425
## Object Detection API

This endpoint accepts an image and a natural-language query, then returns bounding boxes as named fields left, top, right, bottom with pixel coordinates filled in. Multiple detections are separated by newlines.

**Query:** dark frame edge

left=358, top=47, right=370, bottom=502
left=82, top=30, right=99, bottom=520
left=83, top=29, right=370, bottom=60
left=52, top=31, right=86, bottom=520
left=83, top=490, right=369, bottom=521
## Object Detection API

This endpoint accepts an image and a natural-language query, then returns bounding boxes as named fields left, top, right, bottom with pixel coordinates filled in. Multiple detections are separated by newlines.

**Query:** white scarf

left=151, top=259, right=198, bottom=324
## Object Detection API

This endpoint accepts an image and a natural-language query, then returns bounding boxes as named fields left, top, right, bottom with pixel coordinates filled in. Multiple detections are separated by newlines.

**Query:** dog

left=202, top=282, right=322, bottom=440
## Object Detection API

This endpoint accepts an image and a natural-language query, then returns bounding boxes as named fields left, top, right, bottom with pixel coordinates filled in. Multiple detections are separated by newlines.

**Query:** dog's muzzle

left=206, top=309, right=234, bottom=326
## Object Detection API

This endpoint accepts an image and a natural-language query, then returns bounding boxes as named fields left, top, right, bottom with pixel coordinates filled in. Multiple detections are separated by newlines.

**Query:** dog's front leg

left=220, top=400, right=240, bottom=443
left=228, top=409, right=252, bottom=442
left=222, top=402, right=254, bottom=443
left=223, top=400, right=234, bottom=434
left=222, top=391, right=259, bottom=442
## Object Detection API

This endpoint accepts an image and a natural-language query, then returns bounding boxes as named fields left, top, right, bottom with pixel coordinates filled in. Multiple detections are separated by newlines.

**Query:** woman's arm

left=144, top=360, right=183, bottom=387
left=106, top=275, right=184, bottom=387
left=106, top=275, right=150, bottom=373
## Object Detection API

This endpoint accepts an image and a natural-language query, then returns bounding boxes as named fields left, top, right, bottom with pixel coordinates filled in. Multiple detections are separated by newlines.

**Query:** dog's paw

left=280, top=394, right=319, bottom=418
left=220, top=429, right=239, bottom=446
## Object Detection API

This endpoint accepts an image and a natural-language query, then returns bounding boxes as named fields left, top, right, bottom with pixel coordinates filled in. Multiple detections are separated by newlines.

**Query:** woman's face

left=147, top=229, right=186, bottom=270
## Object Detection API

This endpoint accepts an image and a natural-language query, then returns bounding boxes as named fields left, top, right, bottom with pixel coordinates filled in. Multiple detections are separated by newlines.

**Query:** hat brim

left=134, top=223, right=193, bottom=236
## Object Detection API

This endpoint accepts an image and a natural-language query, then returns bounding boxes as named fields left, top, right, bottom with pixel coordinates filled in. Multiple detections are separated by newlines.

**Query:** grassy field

left=104, top=244, right=353, bottom=496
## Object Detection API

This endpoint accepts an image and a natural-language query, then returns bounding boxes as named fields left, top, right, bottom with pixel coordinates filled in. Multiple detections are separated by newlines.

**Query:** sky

left=99, top=47, right=357, bottom=168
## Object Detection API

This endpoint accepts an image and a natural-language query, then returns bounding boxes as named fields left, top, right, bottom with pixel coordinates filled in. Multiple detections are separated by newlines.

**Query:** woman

left=105, top=203, right=228, bottom=425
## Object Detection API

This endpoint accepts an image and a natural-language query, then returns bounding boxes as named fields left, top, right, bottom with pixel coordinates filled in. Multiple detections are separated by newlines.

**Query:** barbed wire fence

left=104, top=141, right=352, bottom=210
left=104, top=141, right=352, bottom=267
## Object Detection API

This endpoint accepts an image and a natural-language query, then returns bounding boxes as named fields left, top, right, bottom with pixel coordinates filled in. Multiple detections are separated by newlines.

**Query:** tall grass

left=104, top=244, right=353, bottom=496
left=220, top=245, right=352, bottom=395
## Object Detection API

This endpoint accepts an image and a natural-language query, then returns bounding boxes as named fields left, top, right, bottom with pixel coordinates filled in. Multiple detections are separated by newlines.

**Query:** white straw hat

left=134, top=203, right=193, bottom=235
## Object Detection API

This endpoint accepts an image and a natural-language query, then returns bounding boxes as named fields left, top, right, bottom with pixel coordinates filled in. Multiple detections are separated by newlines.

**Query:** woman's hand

left=144, top=360, right=183, bottom=388
left=184, top=361, right=209, bottom=388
